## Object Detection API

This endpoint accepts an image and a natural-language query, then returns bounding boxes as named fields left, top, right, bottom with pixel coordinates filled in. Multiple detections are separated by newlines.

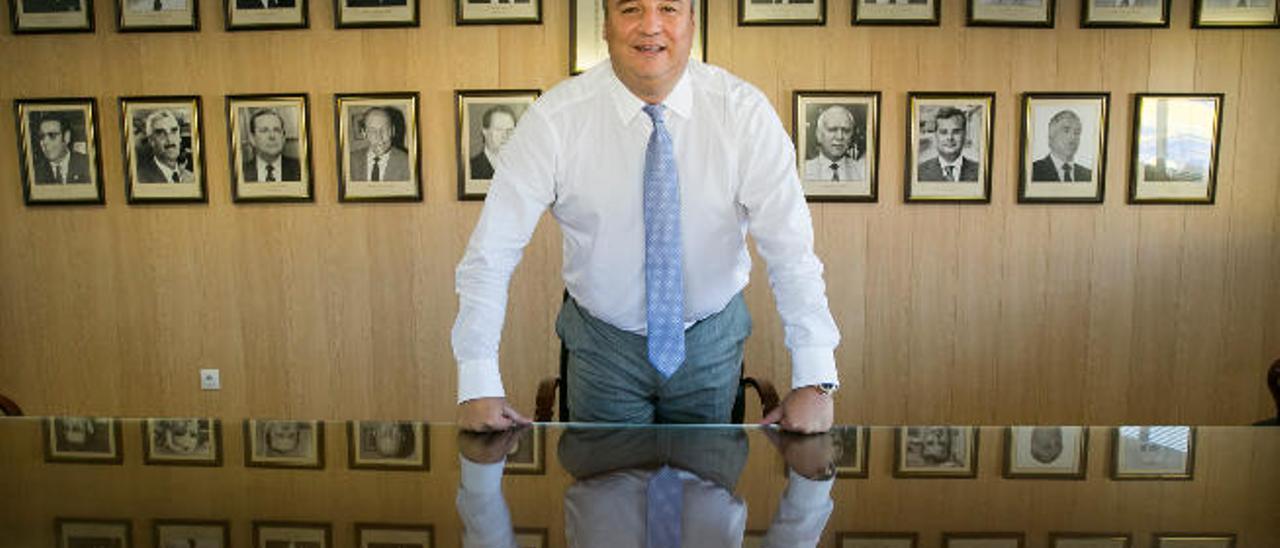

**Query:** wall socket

left=200, top=369, right=220, bottom=391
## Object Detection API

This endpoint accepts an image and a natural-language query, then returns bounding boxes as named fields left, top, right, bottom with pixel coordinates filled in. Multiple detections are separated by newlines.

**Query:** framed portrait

left=154, top=520, right=230, bottom=548
left=1003, top=426, right=1087, bottom=479
left=336, top=93, right=422, bottom=202
left=455, top=89, right=540, bottom=200
left=57, top=518, right=132, bottom=548
left=253, top=522, right=331, bottom=548
left=143, top=418, right=222, bottom=466
left=244, top=419, right=325, bottom=469
left=570, top=0, right=706, bottom=75
left=1019, top=93, right=1109, bottom=204
left=967, top=0, right=1054, bottom=27
left=837, top=533, right=918, bottom=548
left=1049, top=533, right=1131, bottom=548
left=347, top=420, right=429, bottom=471
left=831, top=425, right=870, bottom=478
left=513, top=528, right=547, bottom=548
left=852, top=0, right=939, bottom=26
left=1081, top=0, right=1170, bottom=28
left=44, top=417, right=122, bottom=464
left=14, top=98, right=105, bottom=205
left=1193, top=0, right=1278, bottom=28
left=893, top=426, right=978, bottom=478
left=944, top=533, right=1025, bottom=548
left=503, top=425, right=545, bottom=475
left=455, top=0, right=540, bottom=25
left=355, top=523, right=434, bottom=548
left=1111, top=425, right=1195, bottom=480
left=116, top=0, right=197, bottom=31
left=739, top=0, right=825, bottom=26
left=906, top=92, right=994, bottom=203
left=1153, top=534, right=1236, bottom=548
left=8, top=0, right=93, bottom=33
left=227, top=94, right=313, bottom=202
left=225, top=0, right=306, bottom=30
left=120, top=96, right=207, bottom=203
left=793, top=91, right=880, bottom=202
left=336, top=0, right=416, bottom=29
left=1128, top=94, right=1223, bottom=205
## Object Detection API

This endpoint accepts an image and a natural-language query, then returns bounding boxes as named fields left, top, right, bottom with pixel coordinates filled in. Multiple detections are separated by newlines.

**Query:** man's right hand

left=457, top=397, right=532, bottom=432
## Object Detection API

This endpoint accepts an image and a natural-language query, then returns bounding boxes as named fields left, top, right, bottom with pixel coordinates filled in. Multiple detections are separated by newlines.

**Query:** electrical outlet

left=200, top=369, right=220, bottom=391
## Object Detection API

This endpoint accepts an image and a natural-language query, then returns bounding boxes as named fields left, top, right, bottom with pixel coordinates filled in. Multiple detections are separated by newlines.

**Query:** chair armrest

left=742, top=377, right=780, bottom=418
left=0, top=393, right=22, bottom=416
left=535, top=377, right=560, bottom=422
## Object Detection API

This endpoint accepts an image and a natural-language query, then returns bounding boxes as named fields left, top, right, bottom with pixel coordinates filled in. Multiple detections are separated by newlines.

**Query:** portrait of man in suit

left=469, top=105, right=517, bottom=180
left=803, top=105, right=863, bottom=182
left=349, top=107, right=410, bottom=182
left=236, top=0, right=293, bottom=8
left=241, top=108, right=301, bottom=183
left=1031, top=109, right=1091, bottom=183
left=30, top=113, right=93, bottom=185
left=917, top=107, right=979, bottom=182
left=136, top=109, right=195, bottom=184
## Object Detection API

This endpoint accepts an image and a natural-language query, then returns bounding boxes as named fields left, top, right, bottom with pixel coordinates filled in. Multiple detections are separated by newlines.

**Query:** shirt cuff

left=785, top=469, right=835, bottom=502
left=457, top=359, right=506, bottom=404
left=788, top=346, right=838, bottom=391
left=459, top=456, right=507, bottom=494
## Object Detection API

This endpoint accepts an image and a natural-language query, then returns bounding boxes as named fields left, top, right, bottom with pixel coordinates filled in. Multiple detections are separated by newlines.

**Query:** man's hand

left=761, top=426, right=839, bottom=480
left=759, top=386, right=833, bottom=434
left=457, top=425, right=527, bottom=464
left=457, top=397, right=531, bottom=433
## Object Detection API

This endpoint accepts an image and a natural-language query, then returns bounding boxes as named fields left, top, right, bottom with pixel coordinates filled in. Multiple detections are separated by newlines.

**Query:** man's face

left=165, top=420, right=200, bottom=454
left=481, top=111, right=516, bottom=154
left=250, top=113, right=285, bottom=160
left=266, top=422, right=300, bottom=453
left=816, top=109, right=854, bottom=160
left=1029, top=427, right=1064, bottom=464
left=604, top=0, right=695, bottom=95
left=363, top=110, right=395, bottom=156
left=934, top=114, right=967, bottom=162
left=149, top=115, right=183, bottom=165
left=38, top=120, right=71, bottom=162
left=1048, top=114, right=1082, bottom=161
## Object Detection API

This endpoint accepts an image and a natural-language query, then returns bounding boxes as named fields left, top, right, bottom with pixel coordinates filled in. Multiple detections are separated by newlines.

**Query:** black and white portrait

left=895, top=426, right=977, bottom=477
left=44, top=417, right=121, bottom=463
left=1153, top=534, right=1236, bottom=548
left=118, top=0, right=197, bottom=30
left=348, top=420, right=428, bottom=470
left=838, top=533, right=918, bottom=548
left=144, top=418, right=221, bottom=465
left=853, top=0, right=937, bottom=25
left=1113, top=426, right=1194, bottom=479
left=969, top=0, right=1053, bottom=26
left=245, top=419, right=324, bottom=469
left=1083, top=0, right=1168, bottom=27
left=15, top=99, right=104, bottom=205
left=1050, top=534, right=1131, bottom=548
left=122, top=97, right=206, bottom=203
left=1004, top=426, right=1087, bottom=478
left=739, top=0, right=824, bottom=25
left=356, top=524, right=433, bottom=548
left=337, top=94, right=422, bottom=201
left=229, top=95, right=312, bottom=202
left=571, top=0, right=704, bottom=74
left=338, top=0, right=416, bottom=28
left=1195, top=0, right=1277, bottom=28
left=254, top=523, right=331, bottom=548
left=1020, top=94, right=1108, bottom=203
left=1130, top=94, right=1222, bottom=204
left=794, top=91, right=879, bottom=202
left=155, top=521, right=230, bottom=548
left=908, top=93, right=993, bottom=202
left=226, top=0, right=307, bottom=30
left=503, top=425, right=544, bottom=475
left=456, top=90, right=539, bottom=200
left=13, top=0, right=92, bottom=32
left=831, top=425, right=869, bottom=478
left=456, top=0, right=538, bottom=24
left=58, top=520, right=131, bottom=548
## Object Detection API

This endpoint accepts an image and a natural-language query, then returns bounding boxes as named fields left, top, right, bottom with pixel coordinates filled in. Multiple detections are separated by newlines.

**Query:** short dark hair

left=481, top=105, right=517, bottom=130
left=248, top=108, right=285, bottom=134
left=934, top=107, right=967, bottom=131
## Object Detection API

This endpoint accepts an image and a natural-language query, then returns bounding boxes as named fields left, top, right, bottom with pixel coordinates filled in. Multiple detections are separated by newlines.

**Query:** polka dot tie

left=646, top=466, right=683, bottom=548
left=642, top=104, right=685, bottom=379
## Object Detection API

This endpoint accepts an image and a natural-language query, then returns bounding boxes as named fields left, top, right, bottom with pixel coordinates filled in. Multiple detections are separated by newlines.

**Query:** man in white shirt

left=453, top=0, right=841, bottom=433
left=803, top=105, right=863, bottom=182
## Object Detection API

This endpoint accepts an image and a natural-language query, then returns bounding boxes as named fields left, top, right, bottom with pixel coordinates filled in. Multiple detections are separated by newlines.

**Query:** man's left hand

left=760, top=386, right=833, bottom=434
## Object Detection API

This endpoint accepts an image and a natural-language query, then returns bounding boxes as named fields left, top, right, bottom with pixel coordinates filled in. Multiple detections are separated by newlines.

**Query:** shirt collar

left=938, top=155, right=964, bottom=170
left=366, top=147, right=390, bottom=162
left=1049, top=152, right=1074, bottom=170
left=607, top=62, right=694, bottom=127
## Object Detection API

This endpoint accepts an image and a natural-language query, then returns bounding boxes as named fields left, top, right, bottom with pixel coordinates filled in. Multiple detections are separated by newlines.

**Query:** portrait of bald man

left=348, top=106, right=411, bottom=183
left=803, top=104, right=864, bottom=182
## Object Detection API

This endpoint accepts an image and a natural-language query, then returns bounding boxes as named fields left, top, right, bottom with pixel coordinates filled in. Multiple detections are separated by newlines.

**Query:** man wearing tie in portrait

left=804, top=105, right=863, bottom=182
left=241, top=108, right=301, bottom=182
left=137, top=110, right=194, bottom=184
left=1031, top=109, right=1091, bottom=182
left=917, top=107, right=978, bottom=182
left=349, top=107, right=410, bottom=182
left=31, top=114, right=92, bottom=185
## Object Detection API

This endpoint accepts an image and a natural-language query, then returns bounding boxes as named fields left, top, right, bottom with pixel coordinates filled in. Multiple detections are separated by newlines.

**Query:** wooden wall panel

left=0, top=0, right=1277, bottom=424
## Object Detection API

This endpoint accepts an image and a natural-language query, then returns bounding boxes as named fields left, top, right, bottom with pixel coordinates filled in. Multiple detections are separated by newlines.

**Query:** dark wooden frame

left=14, top=97, right=106, bottom=206
left=793, top=90, right=881, bottom=203
left=893, top=426, right=979, bottom=479
left=513, top=527, right=549, bottom=548
left=454, top=89, right=541, bottom=201
left=1152, top=533, right=1237, bottom=548
left=224, top=0, right=308, bottom=30
left=1049, top=533, right=1131, bottom=548
left=119, top=95, right=208, bottom=204
left=836, top=532, right=919, bottom=548
left=1192, top=0, right=1278, bottom=29
left=43, top=417, right=123, bottom=464
left=943, top=532, right=1026, bottom=548
left=1002, top=426, right=1088, bottom=479
left=966, top=0, right=1055, bottom=28
left=454, top=0, right=541, bottom=25
left=153, top=519, right=230, bottom=548
left=142, top=418, right=223, bottom=466
left=227, top=93, right=315, bottom=203
left=56, top=518, right=132, bottom=548
left=9, top=0, right=94, bottom=33
left=833, top=425, right=871, bottom=479
left=502, top=424, right=546, bottom=475
left=852, top=0, right=940, bottom=26
left=1127, top=93, right=1223, bottom=205
left=1081, top=0, right=1171, bottom=28
left=1018, top=92, right=1109, bottom=204
left=569, top=0, right=708, bottom=75
left=335, top=0, right=418, bottom=29
left=252, top=521, right=332, bottom=548
left=116, top=0, right=199, bottom=32
left=355, top=523, right=435, bottom=548
left=243, top=419, right=326, bottom=470
left=1110, top=426, right=1196, bottom=480
left=335, top=92, right=424, bottom=202
left=905, top=92, right=995, bottom=204
left=738, top=0, right=826, bottom=26
left=346, top=420, right=430, bottom=471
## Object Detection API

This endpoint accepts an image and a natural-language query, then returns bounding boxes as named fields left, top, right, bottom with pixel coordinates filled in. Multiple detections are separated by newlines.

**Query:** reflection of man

left=1029, top=426, right=1064, bottom=464
left=803, top=105, right=862, bottom=182
left=236, top=0, right=294, bottom=8
left=22, top=0, right=81, bottom=12
left=137, top=110, right=194, bottom=184
left=31, top=115, right=92, bottom=185
left=917, top=108, right=978, bottom=182
left=349, top=107, right=410, bottom=182
left=468, top=105, right=516, bottom=180
left=242, top=109, right=301, bottom=182
left=1031, top=109, right=1091, bottom=182
left=455, top=0, right=840, bottom=435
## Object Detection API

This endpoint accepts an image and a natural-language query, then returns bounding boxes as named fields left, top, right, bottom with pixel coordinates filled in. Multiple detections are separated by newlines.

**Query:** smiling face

left=604, top=0, right=696, bottom=103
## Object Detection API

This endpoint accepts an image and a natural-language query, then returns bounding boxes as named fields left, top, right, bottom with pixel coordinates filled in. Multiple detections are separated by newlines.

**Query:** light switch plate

left=200, top=369, right=220, bottom=391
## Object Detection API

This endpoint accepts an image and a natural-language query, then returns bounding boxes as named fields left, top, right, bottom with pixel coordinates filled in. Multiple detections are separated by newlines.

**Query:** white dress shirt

left=937, top=155, right=965, bottom=181
left=452, top=60, right=841, bottom=403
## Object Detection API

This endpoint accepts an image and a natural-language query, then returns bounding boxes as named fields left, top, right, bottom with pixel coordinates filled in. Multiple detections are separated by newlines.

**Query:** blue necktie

left=646, top=466, right=683, bottom=548
left=642, top=104, right=685, bottom=379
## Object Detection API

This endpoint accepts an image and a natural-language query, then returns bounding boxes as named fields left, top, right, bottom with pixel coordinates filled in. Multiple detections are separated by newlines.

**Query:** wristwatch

left=811, top=382, right=838, bottom=396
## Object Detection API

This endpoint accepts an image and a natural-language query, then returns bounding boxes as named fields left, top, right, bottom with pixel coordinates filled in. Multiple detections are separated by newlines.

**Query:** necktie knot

left=643, top=104, right=666, bottom=126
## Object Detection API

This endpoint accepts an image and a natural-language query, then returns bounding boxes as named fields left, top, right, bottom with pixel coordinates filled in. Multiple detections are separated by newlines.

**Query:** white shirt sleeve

left=456, top=457, right=519, bottom=548
left=763, top=470, right=835, bottom=548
